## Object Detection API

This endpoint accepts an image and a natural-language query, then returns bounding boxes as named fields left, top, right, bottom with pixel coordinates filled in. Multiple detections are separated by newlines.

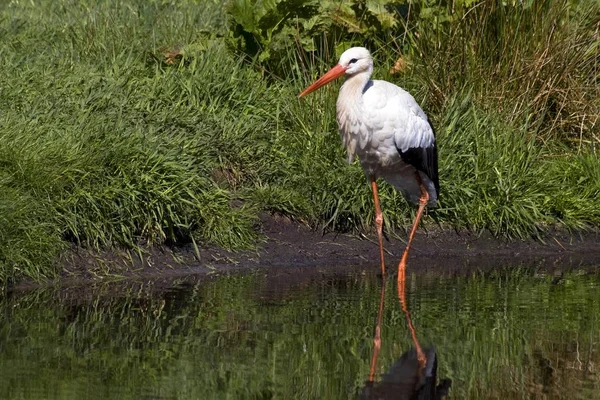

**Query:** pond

left=1, top=264, right=599, bottom=399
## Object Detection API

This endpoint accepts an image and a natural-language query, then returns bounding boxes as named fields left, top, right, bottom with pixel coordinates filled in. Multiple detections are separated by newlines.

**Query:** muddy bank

left=8, top=215, right=600, bottom=294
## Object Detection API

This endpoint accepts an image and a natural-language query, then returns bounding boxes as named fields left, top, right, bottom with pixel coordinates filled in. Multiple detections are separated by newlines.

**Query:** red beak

left=299, top=64, right=346, bottom=97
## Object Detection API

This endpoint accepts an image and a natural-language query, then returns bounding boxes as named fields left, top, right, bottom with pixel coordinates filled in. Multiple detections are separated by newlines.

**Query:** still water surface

left=1, top=266, right=599, bottom=399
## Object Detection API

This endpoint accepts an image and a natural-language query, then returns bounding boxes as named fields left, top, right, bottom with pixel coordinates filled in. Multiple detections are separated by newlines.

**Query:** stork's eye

left=349, top=58, right=358, bottom=64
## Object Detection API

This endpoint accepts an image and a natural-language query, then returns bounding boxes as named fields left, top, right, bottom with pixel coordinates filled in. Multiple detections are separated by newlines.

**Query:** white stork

left=299, top=47, right=439, bottom=280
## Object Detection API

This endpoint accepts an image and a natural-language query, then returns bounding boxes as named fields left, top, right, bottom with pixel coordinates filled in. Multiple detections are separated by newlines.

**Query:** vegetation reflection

left=1, top=269, right=599, bottom=399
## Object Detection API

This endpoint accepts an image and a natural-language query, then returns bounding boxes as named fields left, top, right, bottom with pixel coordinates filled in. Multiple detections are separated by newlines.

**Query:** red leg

left=368, top=282, right=386, bottom=382
left=370, top=177, right=386, bottom=276
left=397, top=173, right=429, bottom=284
left=397, top=272, right=427, bottom=370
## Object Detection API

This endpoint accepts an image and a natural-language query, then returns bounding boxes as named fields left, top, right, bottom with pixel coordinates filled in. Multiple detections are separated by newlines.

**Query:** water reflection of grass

left=415, top=270, right=600, bottom=398
left=1, top=270, right=599, bottom=399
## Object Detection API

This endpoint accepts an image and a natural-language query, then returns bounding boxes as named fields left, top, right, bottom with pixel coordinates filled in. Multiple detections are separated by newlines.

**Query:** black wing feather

left=397, top=120, right=440, bottom=196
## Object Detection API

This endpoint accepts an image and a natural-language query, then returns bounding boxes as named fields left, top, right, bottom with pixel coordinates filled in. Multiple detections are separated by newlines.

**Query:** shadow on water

left=361, top=346, right=451, bottom=400
left=1, top=263, right=600, bottom=399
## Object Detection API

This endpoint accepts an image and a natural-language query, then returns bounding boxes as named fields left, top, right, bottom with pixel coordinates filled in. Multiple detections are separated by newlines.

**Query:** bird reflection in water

left=360, top=276, right=451, bottom=399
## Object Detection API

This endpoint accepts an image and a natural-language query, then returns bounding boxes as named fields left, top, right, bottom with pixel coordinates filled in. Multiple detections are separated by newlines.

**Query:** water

left=1, top=266, right=599, bottom=399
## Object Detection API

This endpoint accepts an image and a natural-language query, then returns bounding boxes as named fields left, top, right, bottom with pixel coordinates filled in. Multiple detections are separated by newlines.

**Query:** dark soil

left=8, top=214, right=600, bottom=294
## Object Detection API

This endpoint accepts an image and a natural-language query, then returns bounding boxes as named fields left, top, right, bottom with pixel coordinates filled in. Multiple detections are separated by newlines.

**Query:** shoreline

left=8, top=215, right=600, bottom=295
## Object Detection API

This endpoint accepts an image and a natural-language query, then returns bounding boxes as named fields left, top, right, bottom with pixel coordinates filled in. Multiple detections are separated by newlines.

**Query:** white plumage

left=335, top=48, right=438, bottom=206
left=299, top=47, right=440, bottom=278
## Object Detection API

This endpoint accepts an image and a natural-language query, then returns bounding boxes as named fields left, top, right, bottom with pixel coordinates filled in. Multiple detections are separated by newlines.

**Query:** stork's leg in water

left=397, top=173, right=429, bottom=283
left=368, top=283, right=386, bottom=382
left=370, top=177, right=386, bottom=276
left=397, top=273, right=427, bottom=369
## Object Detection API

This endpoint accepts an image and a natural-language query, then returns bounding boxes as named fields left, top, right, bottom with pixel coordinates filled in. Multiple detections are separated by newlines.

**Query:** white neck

left=339, top=68, right=373, bottom=100
left=336, top=68, right=373, bottom=162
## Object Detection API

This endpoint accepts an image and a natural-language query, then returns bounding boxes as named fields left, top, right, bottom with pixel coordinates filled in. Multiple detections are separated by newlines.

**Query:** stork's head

left=299, top=47, right=373, bottom=97
left=338, top=47, right=373, bottom=76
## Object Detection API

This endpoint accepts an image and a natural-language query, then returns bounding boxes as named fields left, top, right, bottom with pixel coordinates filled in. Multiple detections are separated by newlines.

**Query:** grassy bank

left=1, top=0, right=599, bottom=282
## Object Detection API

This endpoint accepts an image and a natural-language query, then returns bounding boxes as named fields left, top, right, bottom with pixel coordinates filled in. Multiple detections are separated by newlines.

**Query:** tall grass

left=0, top=0, right=599, bottom=282
left=393, top=0, right=600, bottom=144
left=0, top=0, right=260, bottom=281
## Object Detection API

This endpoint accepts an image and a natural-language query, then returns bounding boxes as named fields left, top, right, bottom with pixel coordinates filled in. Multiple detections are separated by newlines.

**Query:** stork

left=299, top=47, right=439, bottom=281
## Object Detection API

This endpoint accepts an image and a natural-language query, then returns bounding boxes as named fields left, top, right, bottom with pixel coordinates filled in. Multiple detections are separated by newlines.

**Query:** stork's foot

left=370, top=177, right=386, bottom=277
left=417, top=352, right=427, bottom=369
left=397, top=175, right=429, bottom=283
left=397, top=256, right=407, bottom=284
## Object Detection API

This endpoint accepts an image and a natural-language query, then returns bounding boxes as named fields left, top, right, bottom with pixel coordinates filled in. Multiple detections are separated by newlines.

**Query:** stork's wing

left=397, top=118, right=439, bottom=195
left=363, top=80, right=440, bottom=195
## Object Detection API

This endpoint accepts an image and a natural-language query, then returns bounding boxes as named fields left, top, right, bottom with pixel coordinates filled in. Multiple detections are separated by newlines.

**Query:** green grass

left=1, top=0, right=599, bottom=282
